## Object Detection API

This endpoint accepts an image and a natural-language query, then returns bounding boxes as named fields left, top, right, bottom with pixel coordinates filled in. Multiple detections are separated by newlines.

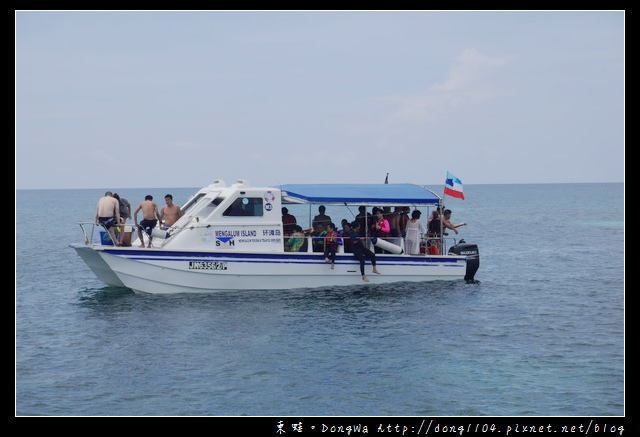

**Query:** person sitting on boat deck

left=339, top=219, right=352, bottom=253
left=349, top=221, right=380, bottom=282
left=312, top=205, right=332, bottom=229
left=285, top=225, right=306, bottom=252
left=95, top=191, right=121, bottom=246
left=442, top=209, right=467, bottom=235
left=160, top=194, right=183, bottom=228
left=134, top=195, right=161, bottom=248
left=312, top=222, right=327, bottom=252
left=405, top=210, right=427, bottom=255
left=323, top=222, right=340, bottom=269
left=282, top=207, right=297, bottom=236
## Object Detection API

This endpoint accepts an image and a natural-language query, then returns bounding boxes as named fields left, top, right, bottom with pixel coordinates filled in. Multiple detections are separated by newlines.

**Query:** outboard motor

left=449, top=240, right=480, bottom=284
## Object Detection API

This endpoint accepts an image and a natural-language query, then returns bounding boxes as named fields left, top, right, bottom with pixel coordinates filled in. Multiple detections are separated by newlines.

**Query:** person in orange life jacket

left=323, top=222, right=340, bottom=269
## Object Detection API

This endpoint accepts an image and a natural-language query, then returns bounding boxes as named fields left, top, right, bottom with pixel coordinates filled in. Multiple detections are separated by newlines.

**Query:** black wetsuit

left=349, top=230, right=376, bottom=275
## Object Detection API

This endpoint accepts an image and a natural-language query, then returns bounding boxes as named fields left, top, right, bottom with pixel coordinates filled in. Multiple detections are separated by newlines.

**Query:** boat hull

left=71, top=244, right=126, bottom=287
left=74, top=245, right=469, bottom=294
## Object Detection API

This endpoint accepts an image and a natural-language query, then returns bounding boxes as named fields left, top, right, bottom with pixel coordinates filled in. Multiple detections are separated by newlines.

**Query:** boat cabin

left=159, top=179, right=284, bottom=252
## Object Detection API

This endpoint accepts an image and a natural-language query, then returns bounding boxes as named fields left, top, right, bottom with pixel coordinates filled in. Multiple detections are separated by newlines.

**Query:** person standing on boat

left=373, top=208, right=391, bottom=253
left=405, top=210, right=427, bottom=255
left=113, top=193, right=131, bottom=245
left=160, top=194, right=182, bottom=228
left=356, top=206, right=372, bottom=235
left=427, top=209, right=442, bottom=252
left=282, top=207, right=297, bottom=250
left=442, top=209, right=467, bottom=235
left=374, top=208, right=391, bottom=237
left=134, top=195, right=161, bottom=248
left=312, top=205, right=332, bottom=229
left=349, top=221, right=380, bottom=282
left=113, top=193, right=130, bottom=224
left=95, top=191, right=120, bottom=246
left=281, top=207, right=297, bottom=235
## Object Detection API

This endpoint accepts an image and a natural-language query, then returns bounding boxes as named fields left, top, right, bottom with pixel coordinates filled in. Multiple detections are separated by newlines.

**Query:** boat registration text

left=188, top=261, right=228, bottom=270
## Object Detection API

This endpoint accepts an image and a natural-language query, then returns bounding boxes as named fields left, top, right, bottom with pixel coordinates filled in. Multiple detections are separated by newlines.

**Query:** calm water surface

left=15, top=183, right=624, bottom=416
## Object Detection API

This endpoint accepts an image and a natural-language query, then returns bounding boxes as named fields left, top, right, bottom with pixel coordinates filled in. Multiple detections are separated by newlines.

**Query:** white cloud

left=384, top=49, right=514, bottom=125
left=431, top=48, right=511, bottom=92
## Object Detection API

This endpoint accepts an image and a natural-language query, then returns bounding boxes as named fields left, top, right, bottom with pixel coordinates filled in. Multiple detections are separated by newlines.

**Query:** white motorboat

left=71, top=179, right=479, bottom=294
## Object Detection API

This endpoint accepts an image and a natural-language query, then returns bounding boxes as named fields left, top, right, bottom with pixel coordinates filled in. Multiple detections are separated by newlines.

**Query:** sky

left=15, top=10, right=624, bottom=190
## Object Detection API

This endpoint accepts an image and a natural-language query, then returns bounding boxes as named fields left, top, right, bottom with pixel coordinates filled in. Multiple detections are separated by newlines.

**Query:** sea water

left=15, top=183, right=624, bottom=416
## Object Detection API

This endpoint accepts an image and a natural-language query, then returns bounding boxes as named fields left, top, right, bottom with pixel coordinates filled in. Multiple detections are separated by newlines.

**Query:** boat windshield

left=194, top=197, right=226, bottom=219
left=181, top=193, right=206, bottom=216
left=179, top=193, right=226, bottom=221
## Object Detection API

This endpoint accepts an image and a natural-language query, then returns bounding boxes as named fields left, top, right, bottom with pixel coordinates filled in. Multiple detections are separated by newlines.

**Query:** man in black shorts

left=133, top=195, right=161, bottom=248
left=95, top=191, right=120, bottom=245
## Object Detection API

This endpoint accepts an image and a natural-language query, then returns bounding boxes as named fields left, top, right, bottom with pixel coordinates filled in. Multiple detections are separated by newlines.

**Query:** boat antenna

left=343, top=202, right=357, bottom=219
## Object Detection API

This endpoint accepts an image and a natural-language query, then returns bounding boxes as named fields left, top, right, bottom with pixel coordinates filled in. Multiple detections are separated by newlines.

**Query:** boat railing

left=77, top=222, right=137, bottom=246
left=428, top=236, right=461, bottom=254
left=78, top=222, right=100, bottom=245
left=79, top=221, right=464, bottom=255
left=283, top=234, right=460, bottom=255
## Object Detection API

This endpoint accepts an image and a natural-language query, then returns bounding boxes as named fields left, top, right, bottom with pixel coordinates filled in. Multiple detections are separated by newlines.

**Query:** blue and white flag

left=444, top=172, right=465, bottom=200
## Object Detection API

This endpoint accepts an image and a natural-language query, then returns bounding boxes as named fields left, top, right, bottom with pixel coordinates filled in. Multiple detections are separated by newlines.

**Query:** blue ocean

left=15, top=183, right=624, bottom=418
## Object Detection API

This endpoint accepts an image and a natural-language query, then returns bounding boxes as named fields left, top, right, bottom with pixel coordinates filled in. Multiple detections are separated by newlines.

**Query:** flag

left=444, top=172, right=465, bottom=200
left=384, top=173, right=389, bottom=184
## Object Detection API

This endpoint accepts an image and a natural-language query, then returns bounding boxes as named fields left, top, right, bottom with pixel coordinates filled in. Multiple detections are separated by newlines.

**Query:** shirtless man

left=134, top=195, right=161, bottom=248
left=95, top=191, right=120, bottom=246
left=442, top=209, right=467, bottom=235
left=160, top=194, right=182, bottom=228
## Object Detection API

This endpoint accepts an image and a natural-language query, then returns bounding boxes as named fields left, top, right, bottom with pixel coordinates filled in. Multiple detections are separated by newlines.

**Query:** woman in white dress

left=404, top=210, right=426, bottom=255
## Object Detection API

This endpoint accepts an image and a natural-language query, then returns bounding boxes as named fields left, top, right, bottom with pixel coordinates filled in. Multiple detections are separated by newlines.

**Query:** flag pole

left=440, top=171, right=447, bottom=253
left=443, top=170, right=448, bottom=200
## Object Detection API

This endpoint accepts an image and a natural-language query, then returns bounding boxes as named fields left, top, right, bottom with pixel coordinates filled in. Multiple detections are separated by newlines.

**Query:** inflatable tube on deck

left=372, top=237, right=403, bottom=254
left=151, top=228, right=169, bottom=240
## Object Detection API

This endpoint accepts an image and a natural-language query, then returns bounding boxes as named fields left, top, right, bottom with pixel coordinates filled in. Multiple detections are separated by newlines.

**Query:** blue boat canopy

left=276, top=184, right=442, bottom=206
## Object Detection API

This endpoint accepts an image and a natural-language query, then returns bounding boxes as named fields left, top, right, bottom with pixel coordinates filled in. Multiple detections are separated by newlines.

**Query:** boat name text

left=214, top=229, right=282, bottom=238
left=215, top=230, right=257, bottom=238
